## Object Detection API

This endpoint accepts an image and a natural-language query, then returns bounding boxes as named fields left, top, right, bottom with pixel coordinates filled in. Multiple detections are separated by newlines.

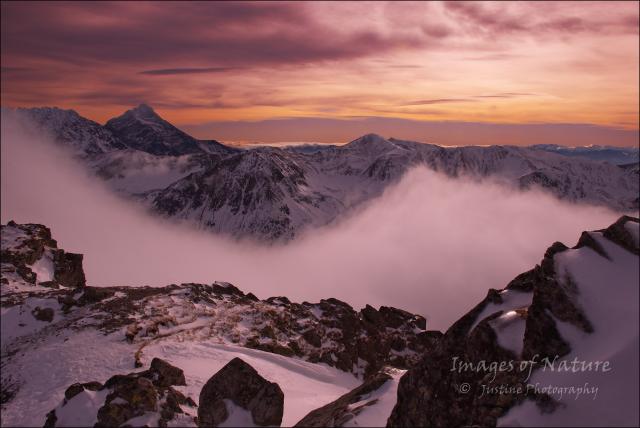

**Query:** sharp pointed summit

left=127, top=103, right=160, bottom=119
left=105, top=104, right=203, bottom=156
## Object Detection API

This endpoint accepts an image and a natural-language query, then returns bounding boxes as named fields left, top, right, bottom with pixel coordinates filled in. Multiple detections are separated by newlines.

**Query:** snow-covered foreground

left=2, top=221, right=420, bottom=426
left=1, top=328, right=361, bottom=427
left=1, top=330, right=139, bottom=427
left=142, top=342, right=361, bottom=427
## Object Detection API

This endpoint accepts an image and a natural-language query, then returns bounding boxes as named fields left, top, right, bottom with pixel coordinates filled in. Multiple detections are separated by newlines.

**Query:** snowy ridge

left=13, top=107, right=126, bottom=157
left=388, top=215, right=639, bottom=427
left=105, top=104, right=234, bottom=157
left=531, top=144, right=640, bottom=165
left=8, top=105, right=639, bottom=241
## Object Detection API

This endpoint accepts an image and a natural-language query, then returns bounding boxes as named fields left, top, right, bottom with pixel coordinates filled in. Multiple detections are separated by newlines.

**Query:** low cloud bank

left=1, top=114, right=622, bottom=330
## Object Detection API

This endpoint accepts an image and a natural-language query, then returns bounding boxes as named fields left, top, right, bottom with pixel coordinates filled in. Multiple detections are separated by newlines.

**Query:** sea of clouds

left=1, top=113, right=622, bottom=330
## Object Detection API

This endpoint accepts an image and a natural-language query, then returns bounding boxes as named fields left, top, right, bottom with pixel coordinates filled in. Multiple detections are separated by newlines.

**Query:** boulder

left=150, top=357, right=186, bottom=388
left=43, top=358, right=195, bottom=428
left=198, top=357, right=284, bottom=427
left=31, top=307, right=54, bottom=322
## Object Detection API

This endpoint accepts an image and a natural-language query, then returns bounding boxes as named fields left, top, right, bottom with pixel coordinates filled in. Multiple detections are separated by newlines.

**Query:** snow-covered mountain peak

left=346, top=133, right=391, bottom=149
left=108, top=103, right=167, bottom=130
left=129, top=103, right=157, bottom=118
left=118, top=103, right=166, bottom=125
left=344, top=134, right=418, bottom=157
left=105, top=105, right=203, bottom=156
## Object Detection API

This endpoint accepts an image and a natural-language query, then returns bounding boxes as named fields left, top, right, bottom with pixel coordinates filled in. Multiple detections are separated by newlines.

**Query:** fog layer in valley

left=1, top=114, right=623, bottom=330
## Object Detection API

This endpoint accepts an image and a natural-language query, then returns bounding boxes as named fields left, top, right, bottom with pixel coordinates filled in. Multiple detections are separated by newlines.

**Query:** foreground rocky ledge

left=0, top=221, right=437, bottom=425
left=1, top=217, right=638, bottom=426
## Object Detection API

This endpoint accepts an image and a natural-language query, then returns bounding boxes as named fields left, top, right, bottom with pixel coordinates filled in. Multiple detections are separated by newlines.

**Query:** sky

left=1, top=1, right=639, bottom=146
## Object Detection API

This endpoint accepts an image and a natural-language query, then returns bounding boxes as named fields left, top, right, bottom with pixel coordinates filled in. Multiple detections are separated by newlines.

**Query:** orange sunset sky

left=1, top=1, right=639, bottom=146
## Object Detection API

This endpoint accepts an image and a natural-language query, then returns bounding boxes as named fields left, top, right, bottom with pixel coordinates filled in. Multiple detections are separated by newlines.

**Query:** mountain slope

left=105, top=104, right=225, bottom=156
left=387, top=215, right=639, bottom=427
left=14, top=107, right=126, bottom=157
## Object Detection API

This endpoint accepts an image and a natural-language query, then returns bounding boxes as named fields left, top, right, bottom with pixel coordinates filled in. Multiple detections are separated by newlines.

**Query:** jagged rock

left=64, top=381, right=102, bottom=400
left=1, top=222, right=85, bottom=289
left=198, top=357, right=284, bottom=427
left=150, top=357, right=186, bottom=388
left=52, top=250, right=85, bottom=288
left=97, top=377, right=158, bottom=427
left=601, top=215, right=639, bottom=255
left=387, top=216, right=638, bottom=427
left=105, top=104, right=208, bottom=156
left=302, top=329, right=322, bottom=347
left=43, top=358, right=195, bottom=428
left=294, top=368, right=393, bottom=427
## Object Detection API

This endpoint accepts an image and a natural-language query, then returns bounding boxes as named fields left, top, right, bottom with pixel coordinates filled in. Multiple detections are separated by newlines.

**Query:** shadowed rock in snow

left=294, top=367, right=395, bottom=427
left=43, top=358, right=196, bottom=428
left=198, top=357, right=284, bottom=427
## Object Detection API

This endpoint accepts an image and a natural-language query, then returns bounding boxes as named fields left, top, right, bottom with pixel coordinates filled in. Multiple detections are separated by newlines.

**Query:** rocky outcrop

left=44, top=358, right=195, bottom=428
left=387, top=216, right=639, bottom=427
left=600, top=215, right=639, bottom=255
left=1, top=221, right=85, bottom=289
left=79, top=282, right=435, bottom=378
left=198, top=357, right=284, bottom=427
left=52, top=251, right=85, bottom=289
left=1, top=215, right=432, bottom=383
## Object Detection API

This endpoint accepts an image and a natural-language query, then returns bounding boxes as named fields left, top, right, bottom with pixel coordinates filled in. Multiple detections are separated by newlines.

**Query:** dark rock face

left=105, top=104, right=204, bottom=156
left=600, top=215, right=639, bottom=256
left=150, top=357, right=186, bottom=388
left=1, top=222, right=85, bottom=289
left=198, top=357, right=284, bottom=427
left=97, top=377, right=158, bottom=427
left=52, top=251, right=86, bottom=288
left=31, top=306, right=54, bottom=322
left=294, top=368, right=393, bottom=427
left=387, top=215, right=639, bottom=427
left=44, top=358, right=195, bottom=428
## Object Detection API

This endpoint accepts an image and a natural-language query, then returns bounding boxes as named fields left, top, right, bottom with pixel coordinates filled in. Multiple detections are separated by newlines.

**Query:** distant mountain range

left=9, top=104, right=640, bottom=240
left=531, top=143, right=639, bottom=166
